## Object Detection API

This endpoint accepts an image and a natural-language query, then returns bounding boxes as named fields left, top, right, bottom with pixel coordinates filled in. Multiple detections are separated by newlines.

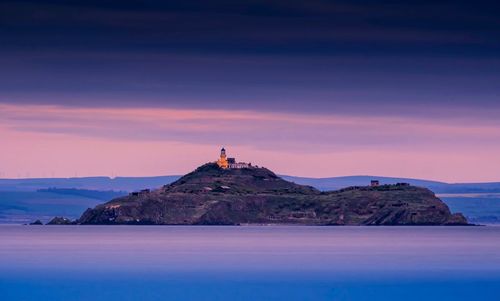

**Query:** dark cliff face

left=78, top=163, right=468, bottom=225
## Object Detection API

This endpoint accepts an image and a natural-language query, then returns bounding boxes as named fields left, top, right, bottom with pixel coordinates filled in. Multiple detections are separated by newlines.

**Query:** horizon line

left=1, top=173, right=499, bottom=185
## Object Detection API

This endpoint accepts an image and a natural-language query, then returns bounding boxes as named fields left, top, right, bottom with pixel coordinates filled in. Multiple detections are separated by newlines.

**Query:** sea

left=1, top=225, right=500, bottom=301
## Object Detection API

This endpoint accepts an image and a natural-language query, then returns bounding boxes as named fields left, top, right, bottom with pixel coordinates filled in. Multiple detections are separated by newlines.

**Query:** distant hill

left=2, top=175, right=499, bottom=194
left=37, top=188, right=126, bottom=201
left=282, top=175, right=500, bottom=194
left=0, top=190, right=119, bottom=224
left=1, top=174, right=499, bottom=224
left=0, top=176, right=180, bottom=192
left=281, top=175, right=445, bottom=191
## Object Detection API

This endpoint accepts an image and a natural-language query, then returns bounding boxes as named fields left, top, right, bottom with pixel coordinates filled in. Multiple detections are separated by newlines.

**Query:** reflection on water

left=1, top=226, right=500, bottom=300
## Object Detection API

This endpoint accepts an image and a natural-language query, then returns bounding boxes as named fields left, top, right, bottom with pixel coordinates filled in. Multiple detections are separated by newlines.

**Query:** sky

left=0, top=0, right=499, bottom=182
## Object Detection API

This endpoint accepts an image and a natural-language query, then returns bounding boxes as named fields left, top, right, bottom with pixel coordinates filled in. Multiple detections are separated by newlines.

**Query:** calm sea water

left=1, top=225, right=500, bottom=301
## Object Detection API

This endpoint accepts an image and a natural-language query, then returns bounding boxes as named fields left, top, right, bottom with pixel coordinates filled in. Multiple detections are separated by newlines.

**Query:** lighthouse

left=217, top=147, right=229, bottom=169
left=216, top=147, right=251, bottom=169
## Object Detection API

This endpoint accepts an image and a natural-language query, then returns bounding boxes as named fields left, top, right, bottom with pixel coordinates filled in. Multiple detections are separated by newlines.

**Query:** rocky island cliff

left=77, top=163, right=467, bottom=225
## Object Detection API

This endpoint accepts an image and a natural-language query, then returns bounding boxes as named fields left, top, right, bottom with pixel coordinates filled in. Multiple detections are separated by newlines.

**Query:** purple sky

left=1, top=1, right=499, bottom=181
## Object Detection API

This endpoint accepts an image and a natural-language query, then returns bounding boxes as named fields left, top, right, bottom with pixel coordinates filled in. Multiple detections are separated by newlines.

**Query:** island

left=76, top=148, right=468, bottom=226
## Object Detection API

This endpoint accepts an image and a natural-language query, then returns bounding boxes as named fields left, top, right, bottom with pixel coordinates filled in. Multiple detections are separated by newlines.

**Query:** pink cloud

left=1, top=103, right=499, bottom=182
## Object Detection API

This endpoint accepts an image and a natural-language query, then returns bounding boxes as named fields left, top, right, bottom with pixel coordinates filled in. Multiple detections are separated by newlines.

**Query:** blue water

left=1, top=226, right=500, bottom=300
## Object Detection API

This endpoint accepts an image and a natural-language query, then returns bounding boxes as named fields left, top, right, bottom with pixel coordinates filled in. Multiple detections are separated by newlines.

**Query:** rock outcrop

left=47, top=216, right=73, bottom=225
left=78, top=163, right=468, bottom=226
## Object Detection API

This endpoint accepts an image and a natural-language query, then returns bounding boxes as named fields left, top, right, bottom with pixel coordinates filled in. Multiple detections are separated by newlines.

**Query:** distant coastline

left=2, top=175, right=499, bottom=194
left=2, top=175, right=499, bottom=225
